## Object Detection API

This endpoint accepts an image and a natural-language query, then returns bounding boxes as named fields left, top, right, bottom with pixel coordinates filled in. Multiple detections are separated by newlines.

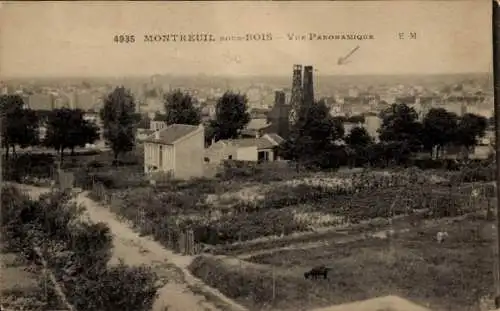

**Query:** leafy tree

left=454, top=113, right=487, bottom=155
left=281, top=100, right=344, bottom=170
left=100, top=87, right=137, bottom=164
left=0, top=95, right=39, bottom=160
left=204, top=122, right=216, bottom=147
left=421, top=108, right=458, bottom=159
left=73, top=119, right=100, bottom=154
left=44, top=108, right=99, bottom=162
left=378, top=103, right=422, bottom=150
left=488, top=116, right=495, bottom=127
left=344, top=127, right=373, bottom=167
left=162, top=89, right=201, bottom=125
left=345, top=127, right=372, bottom=148
left=210, top=91, right=251, bottom=141
left=153, top=112, right=167, bottom=122
left=137, top=114, right=151, bottom=129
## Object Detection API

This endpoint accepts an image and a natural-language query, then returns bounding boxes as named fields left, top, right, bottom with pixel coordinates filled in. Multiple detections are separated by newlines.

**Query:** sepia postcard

left=0, top=1, right=497, bottom=311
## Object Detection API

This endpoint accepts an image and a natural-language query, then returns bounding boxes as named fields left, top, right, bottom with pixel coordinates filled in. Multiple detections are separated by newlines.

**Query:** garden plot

left=189, top=216, right=495, bottom=311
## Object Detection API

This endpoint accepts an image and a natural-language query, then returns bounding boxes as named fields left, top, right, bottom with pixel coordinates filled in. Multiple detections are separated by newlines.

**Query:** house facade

left=205, top=133, right=284, bottom=164
left=143, top=124, right=205, bottom=179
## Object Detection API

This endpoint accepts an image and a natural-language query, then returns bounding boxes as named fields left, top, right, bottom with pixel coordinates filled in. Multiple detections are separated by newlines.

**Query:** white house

left=143, top=124, right=205, bottom=179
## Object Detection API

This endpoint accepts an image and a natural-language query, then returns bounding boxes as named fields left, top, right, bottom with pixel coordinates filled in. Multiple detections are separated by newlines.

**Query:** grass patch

left=190, top=218, right=494, bottom=311
left=187, top=283, right=237, bottom=311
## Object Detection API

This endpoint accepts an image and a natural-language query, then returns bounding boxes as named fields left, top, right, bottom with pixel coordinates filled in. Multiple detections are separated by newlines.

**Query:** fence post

left=178, top=232, right=186, bottom=254
left=186, top=229, right=193, bottom=255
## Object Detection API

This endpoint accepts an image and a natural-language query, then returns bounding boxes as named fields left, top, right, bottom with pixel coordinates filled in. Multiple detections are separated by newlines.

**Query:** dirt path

left=17, top=184, right=247, bottom=311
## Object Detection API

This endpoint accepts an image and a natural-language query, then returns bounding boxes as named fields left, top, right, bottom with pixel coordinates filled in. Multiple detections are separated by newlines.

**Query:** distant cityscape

left=2, top=71, right=493, bottom=116
left=1, top=69, right=493, bottom=139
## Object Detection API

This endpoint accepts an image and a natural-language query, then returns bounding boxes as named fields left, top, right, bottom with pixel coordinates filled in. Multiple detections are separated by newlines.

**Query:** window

left=258, top=151, right=269, bottom=162
left=228, top=155, right=233, bottom=160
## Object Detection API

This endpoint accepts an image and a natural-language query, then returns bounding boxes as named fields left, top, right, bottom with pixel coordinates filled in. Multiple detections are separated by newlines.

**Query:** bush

left=0, top=185, right=39, bottom=251
left=0, top=185, right=161, bottom=311
left=74, top=169, right=148, bottom=190
left=261, top=184, right=351, bottom=209
left=196, top=209, right=308, bottom=245
left=460, top=165, right=495, bottom=182
left=62, top=262, right=159, bottom=311
left=153, top=177, right=228, bottom=195
left=2, top=153, right=55, bottom=182
left=218, top=160, right=303, bottom=183
left=412, top=158, right=462, bottom=170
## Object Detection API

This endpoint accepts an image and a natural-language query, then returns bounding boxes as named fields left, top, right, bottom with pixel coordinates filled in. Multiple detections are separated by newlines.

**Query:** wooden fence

left=90, top=182, right=202, bottom=256
left=52, top=167, right=75, bottom=191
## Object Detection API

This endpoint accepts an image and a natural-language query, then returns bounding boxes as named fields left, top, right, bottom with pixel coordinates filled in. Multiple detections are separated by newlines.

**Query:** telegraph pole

left=493, top=0, right=500, bottom=307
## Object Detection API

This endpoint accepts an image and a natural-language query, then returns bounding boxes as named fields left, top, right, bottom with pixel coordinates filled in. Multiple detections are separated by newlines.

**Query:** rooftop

left=217, top=133, right=284, bottom=150
left=143, top=124, right=201, bottom=145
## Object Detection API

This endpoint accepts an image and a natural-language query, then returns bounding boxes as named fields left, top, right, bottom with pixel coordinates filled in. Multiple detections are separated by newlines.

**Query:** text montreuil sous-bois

left=112, top=32, right=377, bottom=43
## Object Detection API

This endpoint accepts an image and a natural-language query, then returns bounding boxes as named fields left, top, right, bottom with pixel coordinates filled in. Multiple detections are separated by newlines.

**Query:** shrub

left=62, top=262, right=159, bottom=311
left=1, top=185, right=161, bottom=311
left=261, top=184, right=351, bottom=209
left=218, top=160, right=303, bottom=182
left=75, top=170, right=148, bottom=190
left=1, top=185, right=38, bottom=251
left=2, top=153, right=55, bottom=181
left=196, top=209, right=309, bottom=245
left=460, top=165, right=495, bottom=182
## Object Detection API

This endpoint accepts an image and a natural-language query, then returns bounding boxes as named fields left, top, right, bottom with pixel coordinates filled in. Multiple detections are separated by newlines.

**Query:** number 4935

left=113, top=35, right=136, bottom=43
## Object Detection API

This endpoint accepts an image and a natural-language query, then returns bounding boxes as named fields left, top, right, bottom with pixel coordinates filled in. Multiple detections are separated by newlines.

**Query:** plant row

left=88, top=174, right=483, bottom=249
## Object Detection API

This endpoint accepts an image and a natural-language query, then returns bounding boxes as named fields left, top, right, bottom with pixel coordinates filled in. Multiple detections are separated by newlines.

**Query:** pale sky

left=0, top=1, right=493, bottom=78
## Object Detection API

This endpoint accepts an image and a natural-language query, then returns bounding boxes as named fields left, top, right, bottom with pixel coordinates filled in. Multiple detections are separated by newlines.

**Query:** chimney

left=303, top=65, right=314, bottom=107
left=289, top=64, right=303, bottom=125
left=274, top=90, right=285, bottom=107
left=154, top=130, right=160, bottom=140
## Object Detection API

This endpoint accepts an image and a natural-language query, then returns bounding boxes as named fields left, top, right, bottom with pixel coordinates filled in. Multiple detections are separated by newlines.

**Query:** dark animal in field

left=304, top=265, right=331, bottom=280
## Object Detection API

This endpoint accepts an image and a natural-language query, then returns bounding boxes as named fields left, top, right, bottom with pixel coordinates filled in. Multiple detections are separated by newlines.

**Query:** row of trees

left=151, top=89, right=251, bottom=143
left=2, top=87, right=489, bottom=170
left=0, top=95, right=100, bottom=162
left=100, top=88, right=252, bottom=162
left=281, top=100, right=489, bottom=170
left=1, top=87, right=252, bottom=165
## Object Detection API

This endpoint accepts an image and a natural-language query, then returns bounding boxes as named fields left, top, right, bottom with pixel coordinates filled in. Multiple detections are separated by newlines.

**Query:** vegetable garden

left=85, top=167, right=494, bottom=254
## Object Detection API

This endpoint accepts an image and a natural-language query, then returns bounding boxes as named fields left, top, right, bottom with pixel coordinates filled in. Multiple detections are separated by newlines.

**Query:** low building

left=240, top=118, right=272, bottom=138
left=364, top=115, right=382, bottom=142
left=143, top=124, right=205, bottom=179
left=204, top=133, right=284, bottom=164
left=150, top=120, right=168, bottom=131
left=27, top=93, right=55, bottom=110
left=136, top=129, right=155, bottom=141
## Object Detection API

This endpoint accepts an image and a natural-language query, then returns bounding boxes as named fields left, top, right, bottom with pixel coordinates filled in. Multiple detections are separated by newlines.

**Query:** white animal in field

left=471, top=188, right=480, bottom=198
left=436, top=231, right=449, bottom=243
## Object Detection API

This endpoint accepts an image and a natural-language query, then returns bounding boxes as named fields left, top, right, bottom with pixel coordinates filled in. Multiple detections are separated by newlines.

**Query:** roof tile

left=143, top=124, right=201, bottom=145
